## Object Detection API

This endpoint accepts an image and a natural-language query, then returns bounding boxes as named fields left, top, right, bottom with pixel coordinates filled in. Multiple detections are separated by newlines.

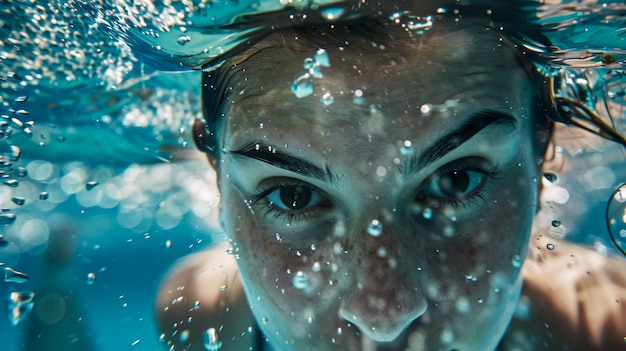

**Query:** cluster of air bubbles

left=389, top=11, right=434, bottom=34
left=291, top=49, right=331, bottom=99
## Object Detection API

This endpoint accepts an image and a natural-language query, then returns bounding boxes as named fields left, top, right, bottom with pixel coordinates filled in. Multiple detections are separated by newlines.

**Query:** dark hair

left=193, top=4, right=625, bottom=158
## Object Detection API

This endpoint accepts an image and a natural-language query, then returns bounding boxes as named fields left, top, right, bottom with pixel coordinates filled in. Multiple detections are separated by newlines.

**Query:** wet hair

left=194, top=16, right=556, bottom=158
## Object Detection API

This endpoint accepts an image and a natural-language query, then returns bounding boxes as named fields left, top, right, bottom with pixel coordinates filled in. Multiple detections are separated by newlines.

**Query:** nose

left=338, top=220, right=427, bottom=342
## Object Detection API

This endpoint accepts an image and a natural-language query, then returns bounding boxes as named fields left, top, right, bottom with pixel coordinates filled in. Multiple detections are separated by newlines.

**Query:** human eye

left=417, top=158, right=499, bottom=208
left=251, top=178, right=332, bottom=224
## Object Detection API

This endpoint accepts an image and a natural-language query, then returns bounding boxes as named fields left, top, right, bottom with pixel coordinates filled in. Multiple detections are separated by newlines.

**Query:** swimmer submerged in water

left=157, top=6, right=626, bottom=351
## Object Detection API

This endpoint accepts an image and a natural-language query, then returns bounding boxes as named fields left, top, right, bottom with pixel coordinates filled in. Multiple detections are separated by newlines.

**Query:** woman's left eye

left=420, top=168, right=488, bottom=201
left=265, top=183, right=329, bottom=211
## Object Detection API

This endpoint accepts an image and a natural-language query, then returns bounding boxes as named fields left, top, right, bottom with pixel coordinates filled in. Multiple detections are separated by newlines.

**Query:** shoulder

left=502, top=236, right=626, bottom=351
left=155, top=243, right=259, bottom=351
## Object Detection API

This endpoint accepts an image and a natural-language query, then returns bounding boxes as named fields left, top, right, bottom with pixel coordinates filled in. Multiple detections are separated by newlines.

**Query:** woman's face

left=214, top=24, right=543, bottom=351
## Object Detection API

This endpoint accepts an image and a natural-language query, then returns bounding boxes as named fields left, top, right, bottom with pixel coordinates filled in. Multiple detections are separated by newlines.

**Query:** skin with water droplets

left=212, top=23, right=544, bottom=351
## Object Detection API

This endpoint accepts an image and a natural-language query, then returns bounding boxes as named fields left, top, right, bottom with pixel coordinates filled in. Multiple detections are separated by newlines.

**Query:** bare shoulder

left=156, top=242, right=258, bottom=351
left=502, top=236, right=626, bottom=351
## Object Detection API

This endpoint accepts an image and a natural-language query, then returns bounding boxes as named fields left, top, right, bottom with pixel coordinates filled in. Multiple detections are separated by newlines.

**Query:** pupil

left=439, top=170, right=470, bottom=197
left=280, top=184, right=311, bottom=209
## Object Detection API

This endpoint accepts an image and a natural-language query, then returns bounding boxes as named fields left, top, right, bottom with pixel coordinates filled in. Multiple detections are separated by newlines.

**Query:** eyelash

left=249, top=178, right=330, bottom=225
left=417, top=160, right=500, bottom=209
left=248, top=160, right=500, bottom=225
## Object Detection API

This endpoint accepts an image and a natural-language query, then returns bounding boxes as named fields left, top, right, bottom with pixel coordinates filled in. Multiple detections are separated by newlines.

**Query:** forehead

left=223, top=22, right=535, bottom=146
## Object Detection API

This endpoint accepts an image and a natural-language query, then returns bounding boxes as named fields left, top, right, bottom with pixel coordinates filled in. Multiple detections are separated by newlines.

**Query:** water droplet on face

left=311, top=262, right=321, bottom=272
left=420, top=103, right=432, bottom=115
left=352, top=89, right=365, bottom=105
left=321, top=92, right=334, bottom=106
left=7, top=291, right=35, bottom=326
left=4, top=267, right=28, bottom=283
left=543, top=173, right=557, bottom=183
left=292, top=271, right=309, bottom=290
left=511, top=254, right=523, bottom=268
left=546, top=243, right=555, bottom=250
left=314, top=48, right=330, bottom=67
left=194, top=300, right=201, bottom=309
left=399, top=140, right=413, bottom=155
left=219, top=285, right=227, bottom=291
left=203, top=327, right=222, bottom=351
left=291, top=73, right=314, bottom=98
left=366, top=219, right=383, bottom=236
left=86, top=272, right=96, bottom=285
left=337, top=327, right=343, bottom=335
left=86, top=181, right=99, bottom=191
left=377, top=247, right=387, bottom=257
left=422, top=208, right=433, bottom=219
left=551, top=219, right=561, bottom=227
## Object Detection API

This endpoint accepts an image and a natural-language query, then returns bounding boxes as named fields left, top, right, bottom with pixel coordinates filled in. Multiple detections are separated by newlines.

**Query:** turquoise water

left=1, top=1, right=625, bottom=350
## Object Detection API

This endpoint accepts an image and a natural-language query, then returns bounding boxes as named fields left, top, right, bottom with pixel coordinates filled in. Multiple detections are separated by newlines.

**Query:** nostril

left=338, top=300, right=427, bottom=342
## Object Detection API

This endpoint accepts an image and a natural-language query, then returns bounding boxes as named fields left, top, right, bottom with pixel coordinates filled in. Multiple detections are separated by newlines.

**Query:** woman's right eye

left=257, top=180, right=331, bottom=218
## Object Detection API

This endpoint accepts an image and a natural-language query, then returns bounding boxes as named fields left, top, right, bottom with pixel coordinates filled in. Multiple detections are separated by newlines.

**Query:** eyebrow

left=227, top=143, right=341, bottom=185
left=402, top=110, right=518, bottom=179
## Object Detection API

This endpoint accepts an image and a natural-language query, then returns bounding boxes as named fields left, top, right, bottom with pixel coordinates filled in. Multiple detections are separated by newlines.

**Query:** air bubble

left=292, top=271, right=309, bottom=290
left=84, top=272, right=96, bottom=285
left=11, top=197, right=25, bottom=206
left=4, top=179, right=19, bottom=187
left=0, top=213, right=16, bottom=225
left=39, top=192, right=49, bottom=200
left=203, top=327, right=222, bottom=351
left=607, top=184, right=626, bottom=255
left=14, top=96, right=28, bottom=103
left=86, top=181, right=99, bottom=191
left=551, top=220, right=561, bottom=227
left=177, top=35, right=191, bottom=45
left=366, top=219, right=383, bottom=237
left=7, top=291, right=35, bottom=326
left=320, top=7, right=345, bottom=21
left=4, top=267, right=29, bottom=283
left=546, top=243, right=555, bottom=250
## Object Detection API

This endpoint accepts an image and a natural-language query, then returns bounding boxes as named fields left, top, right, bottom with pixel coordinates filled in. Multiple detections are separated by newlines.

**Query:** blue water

left=1, top=0, right=625, bottom=350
